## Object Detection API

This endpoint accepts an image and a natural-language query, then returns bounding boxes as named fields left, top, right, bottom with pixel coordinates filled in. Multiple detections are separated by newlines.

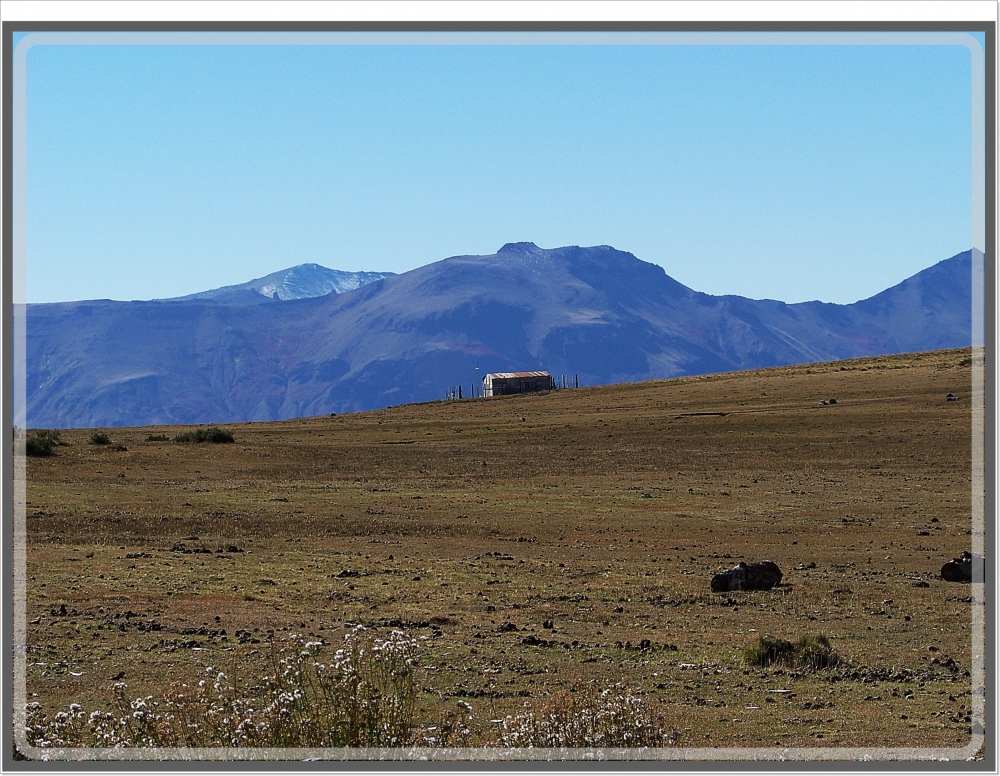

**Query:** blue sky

left=22, top=34, right=978, bottom=304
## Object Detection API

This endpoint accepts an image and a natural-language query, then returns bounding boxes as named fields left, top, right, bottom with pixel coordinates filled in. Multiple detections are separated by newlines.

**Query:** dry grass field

left=19, top=347, right=979, bottom=753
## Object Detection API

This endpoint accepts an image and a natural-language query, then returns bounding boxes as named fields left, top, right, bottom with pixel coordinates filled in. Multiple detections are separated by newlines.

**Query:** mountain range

left=25, top=243, right=978, bottom=428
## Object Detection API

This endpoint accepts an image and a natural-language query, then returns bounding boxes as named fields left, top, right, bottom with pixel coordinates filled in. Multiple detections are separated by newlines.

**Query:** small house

left=483, top=371, right=556, bottom=397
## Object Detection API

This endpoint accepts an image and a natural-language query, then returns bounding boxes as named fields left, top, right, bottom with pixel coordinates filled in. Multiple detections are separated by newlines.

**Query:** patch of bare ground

left=20, top=347, right=979, bottom=751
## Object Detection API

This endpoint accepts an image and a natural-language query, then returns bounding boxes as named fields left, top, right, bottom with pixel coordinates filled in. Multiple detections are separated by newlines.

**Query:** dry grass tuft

left=743, top=633, right=839, bottom=670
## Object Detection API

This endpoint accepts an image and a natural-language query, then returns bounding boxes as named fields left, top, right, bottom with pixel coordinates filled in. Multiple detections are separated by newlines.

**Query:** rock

left=710, top=560, right=783, bottom=592
left=941, top=551, right=973, bottom=582
left=521, top=634, right=556, bottom=647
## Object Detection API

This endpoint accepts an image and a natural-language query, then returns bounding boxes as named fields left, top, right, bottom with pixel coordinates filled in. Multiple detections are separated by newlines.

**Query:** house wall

left=484, top=374, right=555, bottom=397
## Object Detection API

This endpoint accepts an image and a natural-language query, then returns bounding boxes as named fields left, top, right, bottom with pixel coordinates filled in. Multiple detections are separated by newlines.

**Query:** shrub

left=89, top=432, right=111, bottom=445
left=174, top=427, right=235, bottom=444
left=743, top=633, right=839, bottom=670
left=24, top=430, right=63, bottom=457
left=743, top=635, right=795, bottom=668
left=25, top=436, right=53, bottom=457
left=145, top=434, right=170, bottom=442
left=496, top=682, right=677, bottom=748
left=23, top=628, right=416, bottom=749
left=794, top=633, right=839, bottom=669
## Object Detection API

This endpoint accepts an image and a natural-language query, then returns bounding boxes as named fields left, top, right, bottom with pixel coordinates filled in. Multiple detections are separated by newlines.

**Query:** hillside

left=22, top=348, right=978, bottom=751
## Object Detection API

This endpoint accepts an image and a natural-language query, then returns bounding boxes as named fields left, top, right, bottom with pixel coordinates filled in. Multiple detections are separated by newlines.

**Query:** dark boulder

left=711, top=560, right=783, bottom=592
left=940, top=551, right=973, bottom=583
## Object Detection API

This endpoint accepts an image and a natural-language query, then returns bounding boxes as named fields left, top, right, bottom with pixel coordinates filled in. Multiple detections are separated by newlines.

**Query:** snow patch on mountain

left=172, top=264, right=395, bottom=301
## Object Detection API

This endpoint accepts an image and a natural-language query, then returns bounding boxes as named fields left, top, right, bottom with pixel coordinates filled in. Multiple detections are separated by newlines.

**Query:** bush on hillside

left=743, top=632, right=839, bottom=670
left=174, top=427, right=234, bottom=444
left=24, top=430, right=64, bottom=457
left=743, top=635, right=795, bottom=668
left=25, top=436, right=54, bottom=457
left=793, top=633, right=840, bottom=669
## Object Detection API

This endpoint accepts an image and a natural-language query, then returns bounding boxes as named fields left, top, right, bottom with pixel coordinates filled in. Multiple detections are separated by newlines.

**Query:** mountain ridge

left=25, top=244, right=978, bottom=428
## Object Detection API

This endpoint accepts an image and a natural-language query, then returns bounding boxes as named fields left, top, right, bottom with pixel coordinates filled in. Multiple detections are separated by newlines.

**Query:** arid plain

left=21, top=347, right=978, bottom=750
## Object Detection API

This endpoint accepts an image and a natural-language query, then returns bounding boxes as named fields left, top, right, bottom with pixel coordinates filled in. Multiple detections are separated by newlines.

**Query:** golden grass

left=20, top=348, right=977, bottom=752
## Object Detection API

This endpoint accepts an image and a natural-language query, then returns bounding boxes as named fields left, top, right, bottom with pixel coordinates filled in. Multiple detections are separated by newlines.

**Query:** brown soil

left=20, top=347, right=979, bottom=751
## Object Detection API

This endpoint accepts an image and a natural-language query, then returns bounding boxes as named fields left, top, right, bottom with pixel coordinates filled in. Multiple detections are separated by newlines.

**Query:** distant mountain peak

left=498, top=242, right=542, bottom=255
left=171, top=263, right=395, bottom=302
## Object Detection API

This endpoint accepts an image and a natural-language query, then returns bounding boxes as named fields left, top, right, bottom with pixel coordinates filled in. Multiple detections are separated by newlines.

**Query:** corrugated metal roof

left=485, top=371, right=552, bottom=379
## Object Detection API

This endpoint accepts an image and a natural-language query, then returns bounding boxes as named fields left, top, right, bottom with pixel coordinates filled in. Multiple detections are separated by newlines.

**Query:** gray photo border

left=2, top=20, right=995, bottom=771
